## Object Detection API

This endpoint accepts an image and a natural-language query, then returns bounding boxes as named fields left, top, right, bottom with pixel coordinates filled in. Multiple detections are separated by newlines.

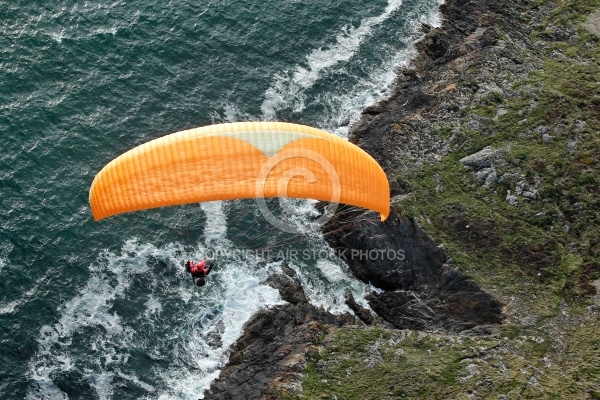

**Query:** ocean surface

left=0, top=1, right=442, bottom=398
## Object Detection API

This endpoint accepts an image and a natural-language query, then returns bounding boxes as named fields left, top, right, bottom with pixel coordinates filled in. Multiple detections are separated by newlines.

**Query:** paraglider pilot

left=185, top=259, right=214, bottom=287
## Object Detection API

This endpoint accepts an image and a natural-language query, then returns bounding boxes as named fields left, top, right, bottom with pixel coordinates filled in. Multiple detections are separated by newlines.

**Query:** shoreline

left=208, top=0, right=600, bottom=397
left=204, top=0, right=508, bottom=397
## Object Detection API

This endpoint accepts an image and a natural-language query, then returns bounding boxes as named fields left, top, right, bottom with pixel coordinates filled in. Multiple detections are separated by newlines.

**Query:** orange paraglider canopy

left=89, top=121, right=389, bottom=221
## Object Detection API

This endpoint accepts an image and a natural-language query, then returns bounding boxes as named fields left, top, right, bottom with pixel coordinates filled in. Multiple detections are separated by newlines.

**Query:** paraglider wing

left=89, top=121, right=390, bottom=221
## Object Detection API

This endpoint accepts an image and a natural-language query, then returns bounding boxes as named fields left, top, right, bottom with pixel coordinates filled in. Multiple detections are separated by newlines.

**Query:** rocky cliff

left=207, top=0, right=600, bottom=397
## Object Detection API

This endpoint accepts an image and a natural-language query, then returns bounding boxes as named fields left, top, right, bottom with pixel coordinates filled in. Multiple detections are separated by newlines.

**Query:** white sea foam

left=211, top=103, right=255, bottom=123
left=117, top=371, right=156, bottom=392
left=315, top=258, right=346, bottom=283
left=148, top=254, right=285, bottom=399
left=0, top=287, right=34, bottom=315
left=261, top=0, right=404, bottom=121
left=49, top=30, right=65, bottom=43
left=144, top=295, right=163, bottom=316
left=27, top=240, right=164, bottom=399
left=200, top=201, right=228, bottom=242
left=277, top=198, right=322, bottom=235
left=86, top=373, right=114, bottom=400
left=286, top=246, right=376, bottom=315
left=319, top=44, right=415, bottom=136
left=0, top=300, right=20, bottom=315
left=26, top=213, right=372, bottom=399
left=27, top=237, right=284, bottom=400
left=261, top=0, right=444, bottom=137
left=327, top=5, right=442, bottom=136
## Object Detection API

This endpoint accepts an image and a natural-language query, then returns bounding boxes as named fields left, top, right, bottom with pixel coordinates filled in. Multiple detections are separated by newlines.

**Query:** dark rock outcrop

left=317, top=0, right=529, bottom=333
left=324, top=208, right=504, bottom=333
left=206, top=265, right=358, bottom=399
left=326, top=209, right=448, bottom=291
left=344, top=290, right=374, bottom=326
left=206, top=304, right=357, bottom=399
left=264, top=264, right=307, bottom=305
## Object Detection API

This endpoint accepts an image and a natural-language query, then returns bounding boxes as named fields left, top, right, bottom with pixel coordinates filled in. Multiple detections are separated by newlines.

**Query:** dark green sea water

left=1, top=1, right=442, bottom=398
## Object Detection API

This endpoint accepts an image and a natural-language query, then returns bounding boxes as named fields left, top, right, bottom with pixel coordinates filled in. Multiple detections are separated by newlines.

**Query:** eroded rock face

left=323, top=209, right=504, bottom=333
left=206, top=265, right=358, bottom=399
left=206, top=304, right=357, bottom=400
left=264, top=264, right=307, bottom=305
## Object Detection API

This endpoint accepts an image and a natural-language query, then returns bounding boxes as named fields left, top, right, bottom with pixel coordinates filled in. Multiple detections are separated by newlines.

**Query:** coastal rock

left=326, top=210, right=447, bottom=291
left=476, top=167, right=498, bottom=187
left=505, top=190, right=519, bottom=206
left=425, top=33, right=451, bottom=60
left=573, top=119, right=586, bottom=131
left=460, top=146, right=501, bottom=170
left=322, top=0, right=516, bottom=333
left=344, top=291, right=376, bottom=326
left=554, top=123, right=568, bottom=133
left=206, top=303, right=357, bottom=399
left=515, top=181, right=539, bottom=200
left=584, top=10, right=600, bottom=37
left=460, top=147, right=506, bottom=188
left=323, top=210, right=504, bottom=333
left=265, top=264, right=307, bottom=305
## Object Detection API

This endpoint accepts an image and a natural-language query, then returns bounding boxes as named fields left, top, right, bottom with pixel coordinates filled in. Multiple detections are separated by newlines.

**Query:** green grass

left=399, top=3, right=600, bottom=311
left=278, top=324, right=599, bottom=399
left=285, top=328, right=491, bottom=399
left=278, top=2, right=600, bottom=399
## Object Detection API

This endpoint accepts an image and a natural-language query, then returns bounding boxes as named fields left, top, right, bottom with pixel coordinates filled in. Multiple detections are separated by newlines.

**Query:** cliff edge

left=207, top=0, right=600, bottom=398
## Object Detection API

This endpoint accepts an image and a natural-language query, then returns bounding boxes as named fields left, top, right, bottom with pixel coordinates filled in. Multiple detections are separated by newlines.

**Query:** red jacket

left=190, top=260, right=209, bottom=276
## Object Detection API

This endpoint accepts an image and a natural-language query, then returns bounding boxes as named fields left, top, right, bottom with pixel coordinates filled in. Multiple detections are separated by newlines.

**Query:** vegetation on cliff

left=282, top=1, right=600, bottom=399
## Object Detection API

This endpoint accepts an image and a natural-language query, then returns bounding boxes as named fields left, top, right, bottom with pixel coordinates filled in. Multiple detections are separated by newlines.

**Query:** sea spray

left=260, top=0, right=443, bottom=135
left=26, top=238, right=286, bottom=399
